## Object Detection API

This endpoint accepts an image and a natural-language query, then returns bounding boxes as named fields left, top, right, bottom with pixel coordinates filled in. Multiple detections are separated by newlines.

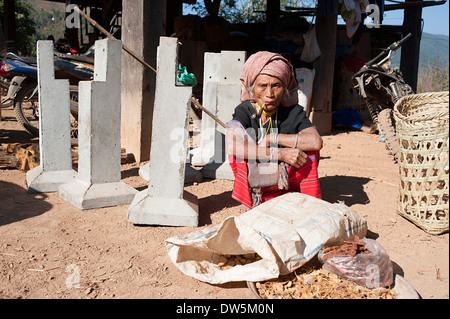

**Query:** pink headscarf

left=240, top=51, right=299, bottom=106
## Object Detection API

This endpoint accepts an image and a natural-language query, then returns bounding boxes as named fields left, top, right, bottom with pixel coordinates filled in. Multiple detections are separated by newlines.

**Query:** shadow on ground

left=0, top=180, right=53, bottom=226
left=320, top=175, right=371, bottom=207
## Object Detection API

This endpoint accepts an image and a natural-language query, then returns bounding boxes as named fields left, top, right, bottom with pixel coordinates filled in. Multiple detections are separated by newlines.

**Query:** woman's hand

left=259, top=133, right=273, bottom=148
left=278, top=148, right=309, bottom=168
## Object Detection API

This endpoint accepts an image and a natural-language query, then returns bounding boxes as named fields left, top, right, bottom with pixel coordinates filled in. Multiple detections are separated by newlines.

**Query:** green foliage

left=1, top=0, right=67, bottom=56
left=0, top=0, right=36, bottom=56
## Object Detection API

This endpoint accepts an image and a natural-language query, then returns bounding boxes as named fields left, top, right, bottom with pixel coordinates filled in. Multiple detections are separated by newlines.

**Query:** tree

left=0, top=0, right=36, bottom=55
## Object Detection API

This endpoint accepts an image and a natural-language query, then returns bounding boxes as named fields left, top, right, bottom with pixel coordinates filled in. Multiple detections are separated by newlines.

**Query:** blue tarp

left=332, top=108, right=364, bottom=129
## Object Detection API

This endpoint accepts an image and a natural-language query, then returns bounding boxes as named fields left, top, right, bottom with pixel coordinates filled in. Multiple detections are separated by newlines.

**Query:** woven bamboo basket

left=393, top=91, right=449, bottom=235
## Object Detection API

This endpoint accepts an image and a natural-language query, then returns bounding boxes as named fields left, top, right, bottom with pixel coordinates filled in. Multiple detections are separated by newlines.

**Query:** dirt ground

left=0, top=106, right=448, bottom=300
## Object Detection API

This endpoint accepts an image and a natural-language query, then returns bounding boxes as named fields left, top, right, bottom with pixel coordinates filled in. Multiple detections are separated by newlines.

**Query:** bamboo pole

left=74, top=6, right=226, bottom=128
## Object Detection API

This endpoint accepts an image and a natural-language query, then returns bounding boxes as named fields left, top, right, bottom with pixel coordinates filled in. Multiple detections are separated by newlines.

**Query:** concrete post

left=26, top=40, right=76, bottom=193
left=190, top=52, right=221, bottom=166
left=139, top=163, right=202, bottom=185
left=59, top=39, right=137, bottom=209
left=127, top=37, right=198, bottom=227
left=200, top=51, right=246, bottom=180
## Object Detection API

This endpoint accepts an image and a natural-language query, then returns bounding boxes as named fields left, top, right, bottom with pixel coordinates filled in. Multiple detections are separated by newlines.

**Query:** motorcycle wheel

left=14, top=82, right=40, bottom=136
left=14, top=83, right=80, bottom=138
left=1, top=79, right=15, bottom=108
left=377, top=108, right=400, bottom=162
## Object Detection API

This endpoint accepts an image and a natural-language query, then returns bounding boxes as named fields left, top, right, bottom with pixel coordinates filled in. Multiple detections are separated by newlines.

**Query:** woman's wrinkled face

left=252, top=74, right=285, bottom=112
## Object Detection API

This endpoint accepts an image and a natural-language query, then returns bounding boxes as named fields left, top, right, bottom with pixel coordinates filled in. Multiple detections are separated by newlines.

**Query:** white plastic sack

left=296, top=68, right=315, bottom=115
left=165, top=193, right=367, bottom=284
left=301, top=27, right=322, bottom=63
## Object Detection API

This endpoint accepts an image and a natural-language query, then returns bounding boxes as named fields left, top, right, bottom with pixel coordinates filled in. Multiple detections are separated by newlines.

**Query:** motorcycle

left=0, top=49, right=94, bottom=137
left=352, top=33, right=414, bottom=161
left=0, top=53, right=37, bottom=109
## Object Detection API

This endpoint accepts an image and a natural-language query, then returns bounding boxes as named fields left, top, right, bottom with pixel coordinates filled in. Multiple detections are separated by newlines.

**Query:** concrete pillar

left=127, top=37, right=198, bottom=227
left=190, top=52, right=221, bottom=166
left=26, top=40, right=76, bottom=193
left=139, top=163, right=202, bottom=185
left=59, top=39, right=137, bottom=210
left=200, top=51, right=246, bottom=180
left=121, top=0, right=166, bottom=163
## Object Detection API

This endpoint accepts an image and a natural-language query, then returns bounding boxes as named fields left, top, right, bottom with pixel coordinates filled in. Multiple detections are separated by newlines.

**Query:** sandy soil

left=0, top=106, right=448, bottom=300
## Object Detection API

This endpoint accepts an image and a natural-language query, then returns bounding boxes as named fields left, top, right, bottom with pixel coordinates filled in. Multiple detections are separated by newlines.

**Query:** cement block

left=27, top=40, right=76, bottom=193
left=27, top=168, right=77, bottom=194
left=127, top=190, right=198, bottom=227
left=59, top=180, right=137, bottom=210
left=127, top=37, right=199, bottom=227
left=59, top=39, right=137, bottom=209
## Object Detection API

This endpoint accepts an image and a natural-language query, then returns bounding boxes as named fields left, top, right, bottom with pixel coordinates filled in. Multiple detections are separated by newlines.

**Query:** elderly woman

left=225, top=51, right=323, bottom=208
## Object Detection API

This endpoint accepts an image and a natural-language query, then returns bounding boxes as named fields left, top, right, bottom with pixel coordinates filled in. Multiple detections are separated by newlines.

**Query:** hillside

left=391, top=32, right=449, bottom=70
left=420, top=33, right=449, bottom=68
left=24, top=0, right=66, bottom=42
left=26, top=0, right=65, bottom=12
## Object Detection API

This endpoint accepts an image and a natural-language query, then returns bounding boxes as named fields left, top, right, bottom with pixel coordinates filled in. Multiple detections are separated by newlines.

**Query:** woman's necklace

left=257, top=104, right=277, bottom=136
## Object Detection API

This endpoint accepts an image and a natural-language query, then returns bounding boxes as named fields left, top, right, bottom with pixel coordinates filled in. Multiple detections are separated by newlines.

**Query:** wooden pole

left=384, top=0, right=446, bottom=11
left=74, top=6, right=226, bottom=128
left=400, top=0, right=423, bottom=93
left=309, top=12, right=337, bottom=135
left=191, top=96, right=226, bottom=128
left=74, top=7, right=157, bottom=74
left=3, top=0, right=16, bottom=52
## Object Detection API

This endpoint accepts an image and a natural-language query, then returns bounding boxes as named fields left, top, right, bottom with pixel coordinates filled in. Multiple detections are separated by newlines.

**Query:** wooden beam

left=120, top=0, right=164, bottom=163
left=384, top=0, right=446, bottom=11
left=267, top=0, right=281, bottom=22
left=400, top=0, right=423, bottom=92
left=309, top=13, right=337, bottom=135
left=3, top=0, right=16, bottom=51
left=41, top=0, right=120, bottom=8
left=166, top=0, right=183, bottom=36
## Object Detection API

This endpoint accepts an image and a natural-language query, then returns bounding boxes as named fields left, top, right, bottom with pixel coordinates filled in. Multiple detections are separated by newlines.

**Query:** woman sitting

left=225, top=51, right=323, bottom=208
